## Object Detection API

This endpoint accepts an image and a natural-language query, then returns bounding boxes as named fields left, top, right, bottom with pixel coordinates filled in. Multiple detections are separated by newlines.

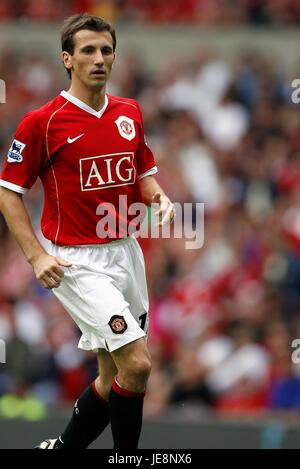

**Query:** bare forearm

left=140, top=175, right=166, bottom=206
left=140, top=175, right=175, bottom=226
left=0, top=187, right=45, bottom=264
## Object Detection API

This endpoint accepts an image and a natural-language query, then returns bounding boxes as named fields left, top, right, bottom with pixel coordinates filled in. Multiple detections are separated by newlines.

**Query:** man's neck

left=67, top=84, right=106, bottom=112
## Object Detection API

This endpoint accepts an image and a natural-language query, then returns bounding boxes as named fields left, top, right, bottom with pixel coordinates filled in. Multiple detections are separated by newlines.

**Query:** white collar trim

left=60, top=90, right=108, bottom=118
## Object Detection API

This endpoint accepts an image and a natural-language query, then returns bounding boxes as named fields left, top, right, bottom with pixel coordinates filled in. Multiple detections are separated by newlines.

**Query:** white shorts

left=48, top=237, right=149, bottom=353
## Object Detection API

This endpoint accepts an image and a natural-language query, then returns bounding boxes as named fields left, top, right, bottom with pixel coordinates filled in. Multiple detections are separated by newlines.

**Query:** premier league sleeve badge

left=7, top=139, right=26, bottom=163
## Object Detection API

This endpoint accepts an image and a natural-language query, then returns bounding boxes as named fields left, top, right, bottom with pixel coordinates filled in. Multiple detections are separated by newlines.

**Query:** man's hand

left=30, top=253, right=72, bottom=289
left=152, top=192, right=176, bottom=227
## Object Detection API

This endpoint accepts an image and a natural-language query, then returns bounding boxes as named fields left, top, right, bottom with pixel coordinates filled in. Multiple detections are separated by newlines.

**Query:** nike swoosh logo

left=67, top=133, right=84, bottom=144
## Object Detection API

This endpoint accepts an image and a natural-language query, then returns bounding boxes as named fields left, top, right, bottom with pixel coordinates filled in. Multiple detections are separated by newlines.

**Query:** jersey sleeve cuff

left=139, top=166, right=158, bottom=180
left=0, top=179, right=28, bottom=194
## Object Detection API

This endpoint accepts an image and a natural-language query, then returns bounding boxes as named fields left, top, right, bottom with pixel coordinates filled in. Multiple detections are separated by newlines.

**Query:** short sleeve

left=0, top=111, right=45, bottom=194
left=135, top=103, right=158, bottom=180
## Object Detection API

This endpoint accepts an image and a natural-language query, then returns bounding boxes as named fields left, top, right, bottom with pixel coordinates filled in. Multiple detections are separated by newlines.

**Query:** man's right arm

left=0, top=187, right=71, bottom=289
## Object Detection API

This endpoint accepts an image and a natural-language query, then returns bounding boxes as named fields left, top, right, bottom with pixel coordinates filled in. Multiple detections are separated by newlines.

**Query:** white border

left=139, top=166, right=158, bottom=180
left=61, top=91, right=108, bottom=118
left=0, top=179, right=28, bottom=194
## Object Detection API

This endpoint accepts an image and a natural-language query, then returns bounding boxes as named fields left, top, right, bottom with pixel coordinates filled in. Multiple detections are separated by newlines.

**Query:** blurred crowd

left=1, top=31, right=300, bottom=421
left=1, top=0, right=300, bottom=25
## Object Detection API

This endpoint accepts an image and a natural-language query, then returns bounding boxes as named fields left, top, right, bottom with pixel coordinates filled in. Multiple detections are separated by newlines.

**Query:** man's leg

left=109, top=337, right=151, bottom=449
left=55, top=349, right=117, bottom=449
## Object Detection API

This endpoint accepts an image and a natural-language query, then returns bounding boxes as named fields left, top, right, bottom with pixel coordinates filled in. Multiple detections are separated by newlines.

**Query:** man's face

left=63, top=29, right=115, bottom=89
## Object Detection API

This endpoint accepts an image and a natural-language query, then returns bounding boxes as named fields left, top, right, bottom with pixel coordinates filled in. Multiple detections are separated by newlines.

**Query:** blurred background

left=1, top=0, right=300, bottom=448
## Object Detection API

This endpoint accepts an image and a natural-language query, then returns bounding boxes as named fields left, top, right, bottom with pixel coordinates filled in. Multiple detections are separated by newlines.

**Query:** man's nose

left=94, top=50, right=104, bottom=65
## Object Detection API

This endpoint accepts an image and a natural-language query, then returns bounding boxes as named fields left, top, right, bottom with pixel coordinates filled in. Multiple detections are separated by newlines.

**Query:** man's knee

left=112, top=339, right=152, bottom=387
left=127, top=356, right=152, bottom=381
left=117, top=356, right=151, bottom=392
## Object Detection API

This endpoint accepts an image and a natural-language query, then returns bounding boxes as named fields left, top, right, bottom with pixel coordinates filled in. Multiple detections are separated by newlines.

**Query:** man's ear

left=61, top=51, right=73, bottom=71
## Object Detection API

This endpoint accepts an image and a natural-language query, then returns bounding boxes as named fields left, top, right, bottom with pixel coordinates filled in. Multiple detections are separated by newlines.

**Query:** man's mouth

left=91, top=70, right=105, bottom=76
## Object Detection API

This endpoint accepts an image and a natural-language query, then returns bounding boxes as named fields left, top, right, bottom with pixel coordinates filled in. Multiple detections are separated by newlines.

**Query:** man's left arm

left=140, top=175, right=175, bottom=226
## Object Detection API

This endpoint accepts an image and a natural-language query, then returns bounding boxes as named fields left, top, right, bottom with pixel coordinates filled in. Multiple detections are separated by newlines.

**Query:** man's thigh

left=49, top=242, right=147, bottom=353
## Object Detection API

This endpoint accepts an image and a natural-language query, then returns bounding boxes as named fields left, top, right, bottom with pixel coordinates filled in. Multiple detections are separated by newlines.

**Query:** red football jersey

left=0, top=91, right=157, bottom=245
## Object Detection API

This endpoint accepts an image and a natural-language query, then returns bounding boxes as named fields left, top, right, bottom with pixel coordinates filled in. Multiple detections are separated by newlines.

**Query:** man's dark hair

left=61, top=13, right=116, bottom=78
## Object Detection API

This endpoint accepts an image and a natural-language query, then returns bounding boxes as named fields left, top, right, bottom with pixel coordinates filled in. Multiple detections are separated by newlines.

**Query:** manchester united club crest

left=115, top=115, right=136, bottom=141
left=109, top=315, right=128, bottom=334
